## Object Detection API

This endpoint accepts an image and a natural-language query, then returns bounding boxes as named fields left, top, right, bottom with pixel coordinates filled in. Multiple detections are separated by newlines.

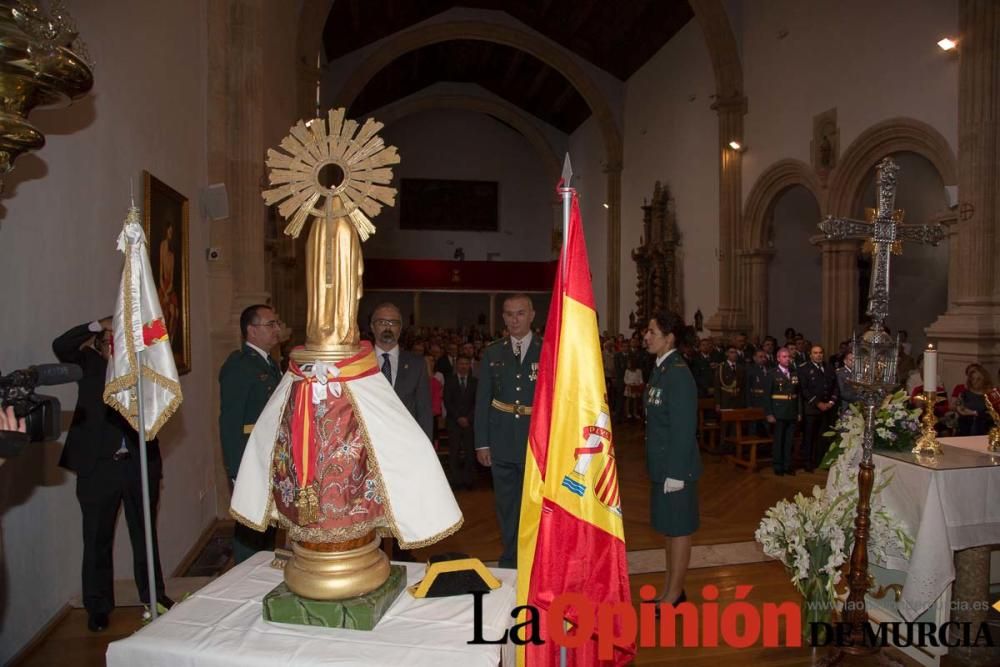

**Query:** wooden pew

left=720, top=407, right=772, bottom=472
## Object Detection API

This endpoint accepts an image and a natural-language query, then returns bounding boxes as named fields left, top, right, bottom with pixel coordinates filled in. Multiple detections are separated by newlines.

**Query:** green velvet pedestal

left=262, top=564, right=406, bottom=630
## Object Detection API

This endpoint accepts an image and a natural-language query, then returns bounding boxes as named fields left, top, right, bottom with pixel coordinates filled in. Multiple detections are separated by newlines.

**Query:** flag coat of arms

left=517, top=187, right=635, bottom=665
left=103, top=205, right=183, bottom=440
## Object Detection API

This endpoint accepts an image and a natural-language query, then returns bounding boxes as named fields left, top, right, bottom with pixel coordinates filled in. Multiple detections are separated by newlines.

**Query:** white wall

left=568, top=115, right=609, bottom=330
left=741, top=0, right=958, bottom=203
left=619, top=19, right=720, bottom=330
left=365, top=109, right=556, bottom=263
left=0, top=1, right=212, bottom=660
left=767, top=186, right=823, bottom=343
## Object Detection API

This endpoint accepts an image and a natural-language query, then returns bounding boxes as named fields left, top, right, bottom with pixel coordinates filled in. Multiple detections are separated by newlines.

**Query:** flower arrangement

left=755, top=393, right=915, bottom=637
left=821, top=390, right=922, bottom=463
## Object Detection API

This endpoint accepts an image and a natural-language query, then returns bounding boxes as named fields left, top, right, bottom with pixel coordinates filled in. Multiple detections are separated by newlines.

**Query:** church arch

left=374, top=92, right=562, bottom=186
left=827, top=117, right=957, bottom=217
left=744, top=159, right=824, bottom=251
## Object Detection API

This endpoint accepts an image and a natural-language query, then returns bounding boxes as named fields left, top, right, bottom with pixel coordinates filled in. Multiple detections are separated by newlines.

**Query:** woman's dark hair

left=648, top=311, right=687, bottom=346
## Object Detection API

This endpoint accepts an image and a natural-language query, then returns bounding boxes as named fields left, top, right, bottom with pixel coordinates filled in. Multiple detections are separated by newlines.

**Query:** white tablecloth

left=874, top=436, right=1000, bottom=621
left=106, top=552, right=517, bottom=667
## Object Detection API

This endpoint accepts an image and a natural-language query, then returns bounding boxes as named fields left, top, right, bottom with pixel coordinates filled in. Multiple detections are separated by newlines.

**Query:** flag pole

left=557, top=153, right=572, bottom=667
left=559, top=154, right=573, bottom=279
left=130, top=196, right=159, bottom=622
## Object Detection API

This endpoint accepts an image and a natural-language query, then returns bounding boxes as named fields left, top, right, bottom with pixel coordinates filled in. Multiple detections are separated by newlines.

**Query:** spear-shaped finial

left=561, top=153, right=573, bottom=189
left=130, top=178, right=135, bottom=208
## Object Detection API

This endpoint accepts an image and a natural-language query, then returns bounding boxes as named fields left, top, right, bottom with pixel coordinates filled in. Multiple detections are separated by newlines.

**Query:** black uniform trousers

left=772, top=419, right=797, bottom=474
left=801, top=413, right=830, bottom=469
left=447, top=422, right=476, bottom=488
left=76, top=459, right=166, bottom=614
left=491, top=459, right=524, bottom=569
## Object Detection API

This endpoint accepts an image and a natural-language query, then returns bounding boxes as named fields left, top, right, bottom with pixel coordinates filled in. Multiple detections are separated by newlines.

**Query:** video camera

left=0, top=363, right=82, bottom=457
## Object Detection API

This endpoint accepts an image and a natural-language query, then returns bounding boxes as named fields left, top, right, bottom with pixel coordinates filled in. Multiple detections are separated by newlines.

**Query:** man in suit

left=371, top=302, right=433, bottom=439
left=765, top=347, right=801, bottom=476
left=54, top=318, right=172, bottom=633
left=714, top=345, right=747, bottom=409
left=733, top=332, right=756, bottom=363
left=435, top=342, right=458, bottom=377
left=799, top=344, right=839, bottom=471
left=219, top=304, right=282, bottom=563
left=761, top=337, right=778, bottom=368
left=444, top=355, right=477, bottom=489
left=475, top=293, right=541, bottom=568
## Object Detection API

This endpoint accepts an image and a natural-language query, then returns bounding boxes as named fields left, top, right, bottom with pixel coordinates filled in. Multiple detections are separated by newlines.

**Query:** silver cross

left=818, top=157, right=945, bottom=328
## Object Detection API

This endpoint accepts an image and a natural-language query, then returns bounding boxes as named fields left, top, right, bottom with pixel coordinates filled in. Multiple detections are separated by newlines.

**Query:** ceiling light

left=937, top=37, right=957, bottom=51
left=729, top=140, right=743, bottom=151
left=602, top=203, right=609, bottom=209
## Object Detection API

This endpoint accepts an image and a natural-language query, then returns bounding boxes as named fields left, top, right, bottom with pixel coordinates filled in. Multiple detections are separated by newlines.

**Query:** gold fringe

left=344, top=384, right=463, bottom=549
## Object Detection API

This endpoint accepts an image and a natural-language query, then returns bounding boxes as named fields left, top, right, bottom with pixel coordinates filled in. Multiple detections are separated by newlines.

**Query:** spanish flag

left=517, top=187, right=634, bottom=665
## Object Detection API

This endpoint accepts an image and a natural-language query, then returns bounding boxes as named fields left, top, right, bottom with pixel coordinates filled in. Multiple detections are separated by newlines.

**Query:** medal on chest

left=529, top=362, right=538, bottom=382
left=647, top=386, right=663, bottom=406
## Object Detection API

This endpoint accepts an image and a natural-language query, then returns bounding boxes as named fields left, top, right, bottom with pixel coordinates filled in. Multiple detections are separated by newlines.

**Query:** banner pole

left=134, top=285, right=159, bottom=622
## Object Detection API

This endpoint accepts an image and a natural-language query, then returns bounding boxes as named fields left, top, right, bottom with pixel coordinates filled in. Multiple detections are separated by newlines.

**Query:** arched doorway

left=853, top=151, right=950, bottom=354
left=766, top=186, right=823, bottom=345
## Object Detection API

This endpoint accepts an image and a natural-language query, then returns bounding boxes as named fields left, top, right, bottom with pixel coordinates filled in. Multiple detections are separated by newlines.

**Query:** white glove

left=663, top=478, right=685, bottom=493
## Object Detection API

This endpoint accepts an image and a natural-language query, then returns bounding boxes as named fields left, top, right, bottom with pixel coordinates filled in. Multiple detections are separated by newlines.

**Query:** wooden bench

left=697, top=397, right=723, bottom=456
left=720, top=407, right=772, bottom=472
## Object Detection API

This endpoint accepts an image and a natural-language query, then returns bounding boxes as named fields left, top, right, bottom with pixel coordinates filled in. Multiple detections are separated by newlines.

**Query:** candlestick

left=923, top=344, right=937, bottom=391
left=912, top=391, right=943, bottom=456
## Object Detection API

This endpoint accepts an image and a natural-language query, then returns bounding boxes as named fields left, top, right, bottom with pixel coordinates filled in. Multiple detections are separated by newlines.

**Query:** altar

left=106, top=552, right=518, bottom=667
left=864, top=436, right=1000, bottom=666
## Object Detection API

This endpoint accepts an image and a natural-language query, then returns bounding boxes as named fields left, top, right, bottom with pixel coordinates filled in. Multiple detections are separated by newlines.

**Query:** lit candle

left=924, top=344, right=937, bottom=393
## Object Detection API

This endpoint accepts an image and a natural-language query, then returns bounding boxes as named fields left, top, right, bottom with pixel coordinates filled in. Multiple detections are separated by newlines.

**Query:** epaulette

left=673, top=358, right=687, bottom=368
left=487, top=338, right=507, bottom=349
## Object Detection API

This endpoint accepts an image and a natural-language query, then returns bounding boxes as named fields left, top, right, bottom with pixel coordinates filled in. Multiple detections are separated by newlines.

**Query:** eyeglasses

left=373, top=319, right=401, bottom=328
left=253, top=320, right=281, bottom=329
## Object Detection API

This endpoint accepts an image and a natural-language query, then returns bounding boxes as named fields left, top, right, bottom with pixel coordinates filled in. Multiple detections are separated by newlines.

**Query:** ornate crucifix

left=816, top=157, right=945, bottom=665
left=819, top=157, right=945, bottom=327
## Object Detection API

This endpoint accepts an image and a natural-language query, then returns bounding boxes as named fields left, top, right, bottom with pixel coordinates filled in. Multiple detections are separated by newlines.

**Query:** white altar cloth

left=873, top=436, right=1000, bottom=621
left=106, top=552, right=517, bottom=667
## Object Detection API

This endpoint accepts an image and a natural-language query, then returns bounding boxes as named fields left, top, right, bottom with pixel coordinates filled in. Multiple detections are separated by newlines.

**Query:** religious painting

left=811, top=108, right=839, bottom=185
left=400, top=178, right=498, bottom=231
left=143, top=171, right=191, bottom=375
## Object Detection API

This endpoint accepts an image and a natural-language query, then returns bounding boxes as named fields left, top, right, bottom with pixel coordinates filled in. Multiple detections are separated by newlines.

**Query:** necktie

left=382, top=353, right=392, bottom=384
left=514, top=340, right=522, bottom=362
left=460, top=376, right=466, bottom=390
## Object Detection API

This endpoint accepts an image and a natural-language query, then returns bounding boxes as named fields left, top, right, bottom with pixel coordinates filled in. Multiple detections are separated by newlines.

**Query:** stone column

left=741, top=248, right=774, bottom=341
left=927, top=0, right=1000, bottom=390
left=706, top=95, right=750, bottom=339
left=207, top=0, right=270, bottom=517
left=947, top=546, right=1000, bottom=666
left=605, top=162, right=622, bottom=334
left=817, top=238, right=859, bottom=353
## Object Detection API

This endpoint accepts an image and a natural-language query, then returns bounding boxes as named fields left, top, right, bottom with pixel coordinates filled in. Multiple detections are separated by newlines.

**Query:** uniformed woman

left=643, top=311, right=701, bottom=609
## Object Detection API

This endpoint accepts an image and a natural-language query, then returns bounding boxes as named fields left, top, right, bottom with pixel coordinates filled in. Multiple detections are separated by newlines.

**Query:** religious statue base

left=289, top=344, right=360, bottom=363
left=263, top=564, right=406, bottom=631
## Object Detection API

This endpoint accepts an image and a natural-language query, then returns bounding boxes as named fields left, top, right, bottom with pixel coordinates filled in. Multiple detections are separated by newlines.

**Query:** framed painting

left=143, top=170, right=191, bottom=375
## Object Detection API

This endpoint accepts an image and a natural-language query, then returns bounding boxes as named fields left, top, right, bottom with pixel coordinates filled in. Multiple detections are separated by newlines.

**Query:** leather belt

left=491, top=399, right=533, bottom=416
left=243, top=424, right=255, bottom=434
left=771, top=394, right=794, bottom=400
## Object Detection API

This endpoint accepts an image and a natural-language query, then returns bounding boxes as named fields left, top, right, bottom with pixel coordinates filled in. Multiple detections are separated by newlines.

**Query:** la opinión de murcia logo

left=468, top=586, right=999, bottom=657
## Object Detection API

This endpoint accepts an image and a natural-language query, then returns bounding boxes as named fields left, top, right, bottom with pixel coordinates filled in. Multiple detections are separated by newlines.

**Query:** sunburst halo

left=262, top=108, right=399, bottom=241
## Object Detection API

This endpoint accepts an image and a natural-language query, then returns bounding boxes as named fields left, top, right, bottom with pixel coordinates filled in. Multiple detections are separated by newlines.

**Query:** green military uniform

left=645, top=350, right=702, bottom=537
left=764, top=365, right=801, bottom=475
left=474, top=334, right=542, bottom=568
left=714, top=360, right=746, bottom=409
left=219, top=343, right=282, bottom=562
left=746, top=362, right=771, bottom=437
left=689, top=352, right=718, bottom=398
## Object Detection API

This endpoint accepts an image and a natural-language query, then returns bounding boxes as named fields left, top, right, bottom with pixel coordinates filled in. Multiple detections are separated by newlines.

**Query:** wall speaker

left=202, top=183, right=229, bottom=220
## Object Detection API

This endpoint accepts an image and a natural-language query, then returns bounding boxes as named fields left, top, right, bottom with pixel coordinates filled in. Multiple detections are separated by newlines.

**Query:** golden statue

left=241, top=109, right=462, bottom=614
left=262, top=108, right=399, bottom=361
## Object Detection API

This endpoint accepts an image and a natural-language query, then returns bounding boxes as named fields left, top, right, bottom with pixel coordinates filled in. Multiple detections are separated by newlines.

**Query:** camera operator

left=53, top=318, right=172, bottom=632
left=0, top=404, right=26, bottom=466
